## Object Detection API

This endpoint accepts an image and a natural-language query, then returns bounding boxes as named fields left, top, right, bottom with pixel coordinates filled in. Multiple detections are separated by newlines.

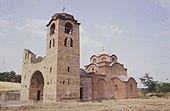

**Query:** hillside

left=0, top=81, right=21, bottom=91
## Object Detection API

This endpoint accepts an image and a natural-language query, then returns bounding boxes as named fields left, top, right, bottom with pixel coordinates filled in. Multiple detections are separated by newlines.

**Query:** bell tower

left=45, top=13, right=80, bottom=101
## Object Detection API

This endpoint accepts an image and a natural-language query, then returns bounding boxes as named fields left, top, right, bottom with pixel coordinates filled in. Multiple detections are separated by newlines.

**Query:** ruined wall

left=0, top=91, right=20, bottom=101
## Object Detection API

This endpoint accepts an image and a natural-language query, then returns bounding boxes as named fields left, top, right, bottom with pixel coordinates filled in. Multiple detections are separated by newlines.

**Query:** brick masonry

left=20, top=12, right=138, bottom=102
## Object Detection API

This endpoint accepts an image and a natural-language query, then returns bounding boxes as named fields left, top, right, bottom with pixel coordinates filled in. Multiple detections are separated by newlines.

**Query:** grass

left=0, top=81, right=21, bottom=91
left=1, top=98, right=170, bottom=111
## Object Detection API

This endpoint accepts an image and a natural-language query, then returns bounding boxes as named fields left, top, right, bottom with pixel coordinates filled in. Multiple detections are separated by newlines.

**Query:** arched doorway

left=29, top=71, right=44, bottom=101
left=97, top=79, right=106, bottom=99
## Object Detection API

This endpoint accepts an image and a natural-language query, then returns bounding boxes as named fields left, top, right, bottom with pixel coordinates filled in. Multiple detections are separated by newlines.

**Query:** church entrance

left=97, top=79, right=106, bottom=99
left=29, top=71, right=44, bottom=101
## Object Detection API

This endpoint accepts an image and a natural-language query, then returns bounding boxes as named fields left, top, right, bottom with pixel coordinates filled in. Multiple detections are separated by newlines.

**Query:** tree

left=0, top=71, right=21, bottom=83
left=156, top=82, right=170, bottom=93
left=140, top=73, right=157, bottom=93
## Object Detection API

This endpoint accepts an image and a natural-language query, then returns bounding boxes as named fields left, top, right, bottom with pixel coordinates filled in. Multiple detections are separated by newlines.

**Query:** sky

left=0, top=0, right=170, bottom=87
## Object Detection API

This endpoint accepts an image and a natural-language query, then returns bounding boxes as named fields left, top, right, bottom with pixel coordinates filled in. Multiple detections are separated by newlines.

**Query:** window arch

left=52, top=38, right=55, bottom=47
left=65, top=22, right=73, bottom=34
left=50, top=23, right=55, bottom=35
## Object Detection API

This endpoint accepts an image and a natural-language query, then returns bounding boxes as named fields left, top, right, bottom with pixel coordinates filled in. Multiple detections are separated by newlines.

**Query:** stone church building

left=20, top=12, right=137, bottom=102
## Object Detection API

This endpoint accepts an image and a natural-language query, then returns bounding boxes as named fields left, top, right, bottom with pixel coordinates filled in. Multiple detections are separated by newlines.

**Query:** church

left=20, top=12, right=138, bottom=102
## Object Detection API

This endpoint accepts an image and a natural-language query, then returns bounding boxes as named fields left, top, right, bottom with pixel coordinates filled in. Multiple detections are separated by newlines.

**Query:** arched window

left=64, top=37, right=73, bottom=47
left=115, top=85, right=118, bottom=91
left=49, top=40, right=52, bottom=48
left=130, top=84, right=133, bottom=91
left=112, top=58, right=115, bottom=62
left=92, top=68, right=94, bottom=72
left=52, top=38, right=55, bottom=47
left=65, top=22, right=73, bottom=34
left=64, top=38, right=68, bottom=46
left=70, top=38, right=73, bottom=47
left=50, top=23, right=55, bottom=35
left=93, top=58, right=97, bottom=63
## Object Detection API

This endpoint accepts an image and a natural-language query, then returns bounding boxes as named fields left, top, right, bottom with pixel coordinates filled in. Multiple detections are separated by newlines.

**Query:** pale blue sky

left=0, top=0, right=170, bottom=87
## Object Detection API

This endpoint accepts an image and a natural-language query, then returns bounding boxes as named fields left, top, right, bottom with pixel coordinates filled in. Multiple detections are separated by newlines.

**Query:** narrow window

left=92, top=68, right=94, bottom=71
left=68, top=79, right=70, bottom=85
left=70, top=38, right=73, bottom=47
left=49, top=40, right=52, bottom=48
left=67, top=67, right=70, bottom=72
left=63, top=81, right=65, bottom=84
left=52, top=38, right=55, bottom=47
left=25, top=53, right=27, bottom=60
left=130, top=84, right=133, bottom=91
left=65, top=22, right=73, bottom=34
left=115, top=85, right=118, bottom=91
left=50, top=23, right=55, bottom=35
left=50, top=67, right=52, bottom=73
left=64, top=38, right=68, bottom=46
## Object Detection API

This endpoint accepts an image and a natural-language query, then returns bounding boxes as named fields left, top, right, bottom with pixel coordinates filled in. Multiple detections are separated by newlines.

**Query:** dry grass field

left=0, top=82, right=169, bottom=111
left=1, top=98, right=170, bottom=111
left=0, top=82, right=21, bottom=91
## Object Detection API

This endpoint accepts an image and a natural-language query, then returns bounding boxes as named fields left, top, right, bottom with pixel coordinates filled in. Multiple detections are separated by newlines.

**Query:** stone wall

left=0, top=91, right=20, bottom=101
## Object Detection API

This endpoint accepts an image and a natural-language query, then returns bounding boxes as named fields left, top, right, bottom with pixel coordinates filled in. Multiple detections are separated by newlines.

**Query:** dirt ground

left=1, top=98, right=170, bottom=111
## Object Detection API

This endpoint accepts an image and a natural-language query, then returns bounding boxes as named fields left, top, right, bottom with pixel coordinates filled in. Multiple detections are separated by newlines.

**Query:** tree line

left=140, top=73, right=170, bottom=93
left=0, top=71, right=21, bottom=83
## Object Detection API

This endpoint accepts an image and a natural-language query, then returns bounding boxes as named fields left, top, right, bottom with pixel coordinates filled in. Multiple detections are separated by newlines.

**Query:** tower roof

left=46, top=13, right=80, bottom=26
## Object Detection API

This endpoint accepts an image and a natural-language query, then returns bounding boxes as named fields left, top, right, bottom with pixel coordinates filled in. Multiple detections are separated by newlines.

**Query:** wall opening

left=65, top=22, right=73, bottom=34
left=29, top=71, right=44, bottom=101
left=80, top=86, right=83, bottom=100
left=130, top=84, right=132, bottom=91
left=50, top=23, right=55, bottom=35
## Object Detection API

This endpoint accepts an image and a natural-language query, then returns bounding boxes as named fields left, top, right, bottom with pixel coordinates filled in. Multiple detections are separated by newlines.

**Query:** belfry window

left=65, top=22, right=73, bottom=34
left=70, top=38, right=73, bottom=47
left=64, top=37, right=73, bottom=47
left=50, top=23, right=55, bottom=35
